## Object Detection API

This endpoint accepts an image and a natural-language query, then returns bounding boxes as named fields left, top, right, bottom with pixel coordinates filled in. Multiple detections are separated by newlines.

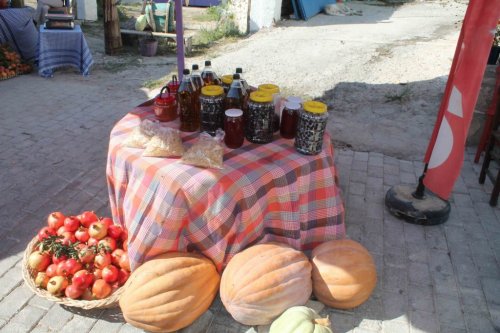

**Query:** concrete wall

left=228, top=0, right=282, bottom=34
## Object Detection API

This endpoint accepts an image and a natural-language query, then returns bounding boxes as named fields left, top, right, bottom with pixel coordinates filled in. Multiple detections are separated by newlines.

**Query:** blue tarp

left=291, top=0, right=336, bottom=20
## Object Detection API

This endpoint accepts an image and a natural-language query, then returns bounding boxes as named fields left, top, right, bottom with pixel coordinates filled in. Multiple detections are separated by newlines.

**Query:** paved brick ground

left=1, top=68, right=500, bottom=332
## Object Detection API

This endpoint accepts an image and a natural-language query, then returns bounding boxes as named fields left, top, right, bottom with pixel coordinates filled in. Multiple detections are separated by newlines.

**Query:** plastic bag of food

left=181, top=130, right=225, bottom=169
left=143, top=127, right=185, bottom=157
left=123, top=119, right=160, bottom=149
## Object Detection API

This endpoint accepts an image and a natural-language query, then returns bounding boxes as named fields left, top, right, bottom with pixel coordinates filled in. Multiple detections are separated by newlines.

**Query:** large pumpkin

left=311, top=239, right=377, bottom=309
left=269, top=306, right=333, bottom=333
left=220, top=242, right=312, bottom=326
left=119, top=252, right=220, bottom=332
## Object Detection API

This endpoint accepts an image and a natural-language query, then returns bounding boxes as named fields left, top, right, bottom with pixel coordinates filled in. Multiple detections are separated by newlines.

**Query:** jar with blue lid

left=294, top=101, right=328, bottom=155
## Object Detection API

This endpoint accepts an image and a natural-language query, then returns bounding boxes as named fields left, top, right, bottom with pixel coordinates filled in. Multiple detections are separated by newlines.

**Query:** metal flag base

left=385, top=184, right=450, bottom=226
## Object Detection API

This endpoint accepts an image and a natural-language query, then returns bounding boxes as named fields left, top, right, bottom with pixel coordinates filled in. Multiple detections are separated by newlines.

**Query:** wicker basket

left=22, top=237, right=123, bottom=309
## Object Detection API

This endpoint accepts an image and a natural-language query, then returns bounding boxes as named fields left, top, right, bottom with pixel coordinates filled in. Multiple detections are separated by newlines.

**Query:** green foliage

left=194, top=2, right=243, bottom=46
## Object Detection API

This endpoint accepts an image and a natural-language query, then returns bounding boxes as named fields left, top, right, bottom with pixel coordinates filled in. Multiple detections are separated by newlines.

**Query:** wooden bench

left=120, top=29, right=193, bottom=55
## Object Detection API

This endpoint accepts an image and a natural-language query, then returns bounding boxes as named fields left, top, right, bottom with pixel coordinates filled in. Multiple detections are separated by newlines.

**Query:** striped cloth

left=37, top=25, right=93, bottom=78
left=107, top=107, right=346, bottom=272
left=0, top=7, right=38, bottom=62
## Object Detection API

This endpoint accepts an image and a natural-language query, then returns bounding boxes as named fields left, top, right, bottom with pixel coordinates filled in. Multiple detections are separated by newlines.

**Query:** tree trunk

left=103, top=0, right=122, bottom=55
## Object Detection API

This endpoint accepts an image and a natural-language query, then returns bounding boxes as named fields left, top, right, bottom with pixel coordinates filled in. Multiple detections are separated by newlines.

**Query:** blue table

left=37, top=25, right=93, bottom=78
left=0, top=7, right=38, bottom=62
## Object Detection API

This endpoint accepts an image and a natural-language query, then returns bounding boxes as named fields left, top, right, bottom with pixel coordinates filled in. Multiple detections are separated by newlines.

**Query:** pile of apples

left=27, top=211, right=131, bottom=301
left=0, top=44, right=32, bottom=80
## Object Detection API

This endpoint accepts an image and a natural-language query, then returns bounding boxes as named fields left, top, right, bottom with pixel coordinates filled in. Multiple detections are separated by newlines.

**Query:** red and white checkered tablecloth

left=106, top=106, right=345, bottom=272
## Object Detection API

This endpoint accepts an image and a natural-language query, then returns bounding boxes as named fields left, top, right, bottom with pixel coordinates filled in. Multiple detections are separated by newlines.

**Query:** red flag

left=423, top=0, right=500, bottom=200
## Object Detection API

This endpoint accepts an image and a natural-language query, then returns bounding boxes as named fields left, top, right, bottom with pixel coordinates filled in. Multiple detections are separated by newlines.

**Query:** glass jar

left=258, top=83, right=281, bottom=132
left=221, top=74, right=233, bottom=94
left=224, top=109, right=244, bottom=149
left=295, top=101, right=328, bottom=155
left=153, top=86, right=177, bottom=122
left=200, top=85, right=225, bottom=135
left=245, top=91, right=275, bottom=144
left=280, top=101, right=300, bottom=139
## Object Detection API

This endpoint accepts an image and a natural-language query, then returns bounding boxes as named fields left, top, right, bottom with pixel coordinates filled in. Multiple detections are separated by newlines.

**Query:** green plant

left=194, top=2, right=243, bottom=46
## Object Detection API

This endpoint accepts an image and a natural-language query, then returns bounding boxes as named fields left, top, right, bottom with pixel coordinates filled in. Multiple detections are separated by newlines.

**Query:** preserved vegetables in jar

left=201, top=60, right=221, bottom=86
left=258, top=83, right=281, bottom=133
left=178, top=69, right=199, bottom=132
left=225, top=73, right=247, bottom=112
left=200, top=85, right=225, bottom=136
left=280, top=101, right=300, bottom=139
left=294, top=101, right=328, bottom=155
left=224, top=109, right=244, bottom=149
left=245, top=91, right=275, bottom=144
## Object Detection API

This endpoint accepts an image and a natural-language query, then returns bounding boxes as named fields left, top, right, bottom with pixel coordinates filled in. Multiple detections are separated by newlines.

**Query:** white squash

left=269, top=306, right=333, bottom=333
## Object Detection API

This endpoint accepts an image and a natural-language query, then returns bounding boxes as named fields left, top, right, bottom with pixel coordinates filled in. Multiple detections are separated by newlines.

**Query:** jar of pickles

left=221, top=74, right=233, bottom=94
left=258, top=84, right=281, bottom=132
left=200, top=85, right=225, bottom=135
left=245, top=91, right=275, bottom=144
left=294, top=101, right=328, bottom=155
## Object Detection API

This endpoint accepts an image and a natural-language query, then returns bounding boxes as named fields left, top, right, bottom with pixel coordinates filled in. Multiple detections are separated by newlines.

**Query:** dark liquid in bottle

left=280, top=107, right=299, bottom=139
left=201, top=71, right=221, bottom=86
left=225, top=84, right=247, bottom=112
left=178, top=81, right=199, bottom=132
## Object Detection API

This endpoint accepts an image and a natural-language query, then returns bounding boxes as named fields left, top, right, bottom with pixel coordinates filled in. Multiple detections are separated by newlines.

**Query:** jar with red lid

left=167, top=75, right=180, bottom=95
left=153, top=86, right=177, bottom=122
left=224, top=109, right=244, bottom=149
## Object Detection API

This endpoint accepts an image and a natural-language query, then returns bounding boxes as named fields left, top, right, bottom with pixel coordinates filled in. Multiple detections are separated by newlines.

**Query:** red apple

left=99, top=237, right=116, bottom=252
left=52, top=254, right=67, bottom=265
left=60, top=231, right=76, bottom=246
left=47, top=276, right=68, bottom=295
left=78, top=245, right=95, bottom=264
left=78, top=211, right=98, bottom=228
left=117, top=268, right=130, bottom=286
left=47, top=212, right=66, bottom=230
left=111, top=249, right=124, bottom=266
left=94, top=252, right=111, bottom=269
left=92, top=279, right=112, bottom=299
left=100, top=217, right=114, bottom=228
left=87, top=237, right=99, bottom=247
left=45, top=264, right=58, bottom=278
left=63, top=216, right=80, bottom=232
left=119, top=253, right=130, bottom=271
left=37, top=227, right=56, bottom=242
left=65, top=284, right=83, bottom=299
left=35, top=272, right=50, bottom=288
left=107, top=225, right=123, bottom=239
left=102, top=265, right=119, bottom=283
left=75, top=227, right=90, bottom=243
left=28, top=251, right=51, bottom=272
left=89, top=222, right=107, bottom=240
left=72, top=270, right=94, bottom=289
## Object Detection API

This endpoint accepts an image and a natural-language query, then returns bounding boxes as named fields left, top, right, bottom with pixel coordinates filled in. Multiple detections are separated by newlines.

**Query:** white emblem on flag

left=428, top=117, right=453, bottom=169
left=447, top=86, right=463, bottom=118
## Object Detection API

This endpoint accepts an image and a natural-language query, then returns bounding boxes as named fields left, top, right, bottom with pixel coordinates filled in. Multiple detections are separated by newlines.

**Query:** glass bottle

left=280, top=101, right=300, bottom=139
left=295, top=101, right=329, bottom=155
left=225, top=73, right=247, bottom=112
left=201, top=60, right=221, bottom=86
left=178, top=69, right=199, bottom=132
left=224, top=109, right=244, bottom=149
left=235, top=67, right=250, bottom=93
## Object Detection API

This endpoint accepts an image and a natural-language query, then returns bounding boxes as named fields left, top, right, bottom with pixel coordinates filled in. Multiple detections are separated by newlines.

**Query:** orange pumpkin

left=220, top=242, right=312, bottom=325
left=311, top=239, right=377, bottom=309
left=119, top=252, right=220, bottom=332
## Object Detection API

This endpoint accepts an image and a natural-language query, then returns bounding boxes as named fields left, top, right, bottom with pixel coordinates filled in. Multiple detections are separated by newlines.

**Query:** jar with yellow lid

left=200, top=85, right=225, bottom=135
left=245, top=91, right=275, bottom=144
left=258, top=83, right=281, bottom=133
left=221, top=74, right=233, bottom=94
left=294, top=101, right=329, bottom=155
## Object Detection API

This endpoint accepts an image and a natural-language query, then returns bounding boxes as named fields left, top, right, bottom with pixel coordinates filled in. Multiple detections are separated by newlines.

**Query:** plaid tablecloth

left=107, top=107, right=345, bottom=272
left=37, top=25, right=93, bottom=78
left=0, top=7, right=38, bottom=62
